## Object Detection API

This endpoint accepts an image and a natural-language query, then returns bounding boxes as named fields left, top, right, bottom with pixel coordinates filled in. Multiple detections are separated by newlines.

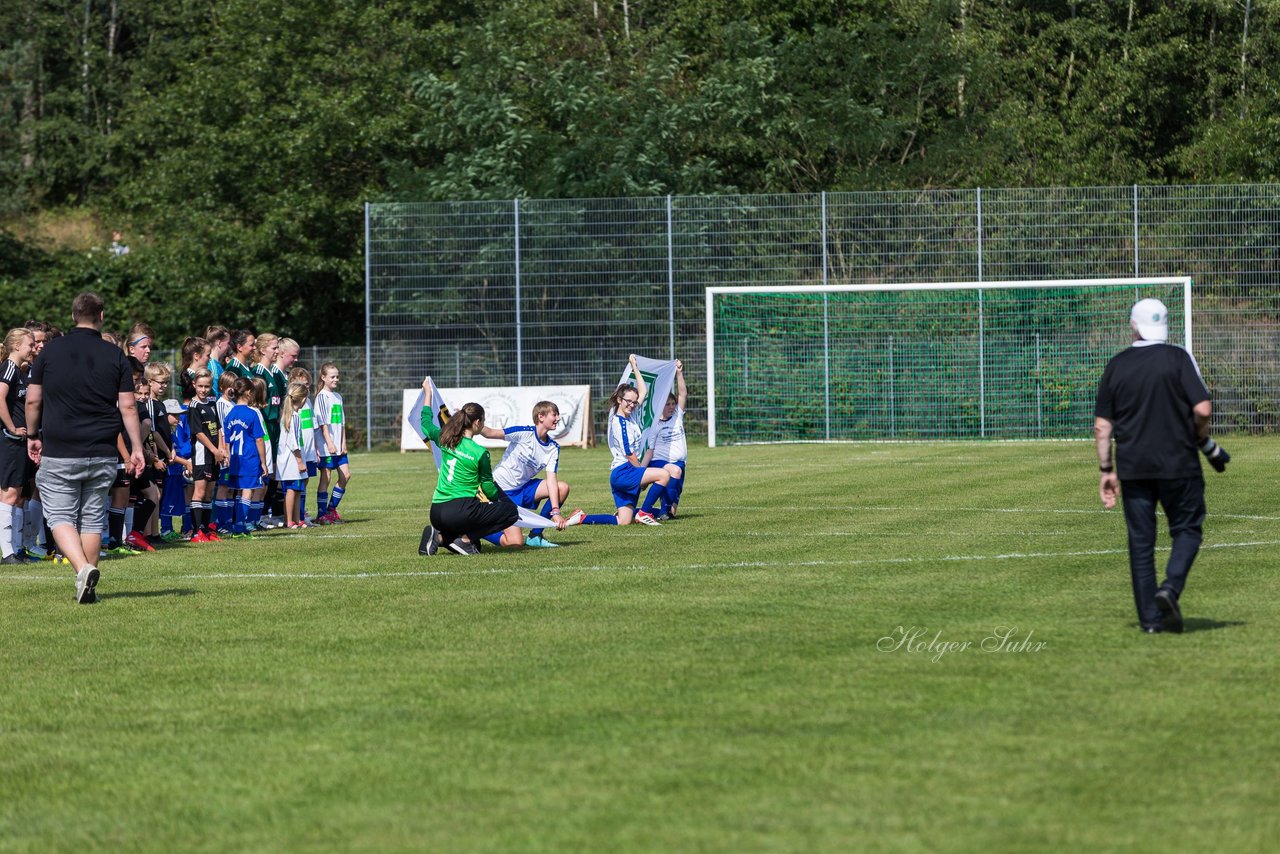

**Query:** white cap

left=163, top=398, right=186, bottom=415
left=1130, top=298, right=1169, bottom=342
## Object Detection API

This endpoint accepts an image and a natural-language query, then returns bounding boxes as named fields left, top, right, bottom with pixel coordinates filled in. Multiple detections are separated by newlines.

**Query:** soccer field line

left=5, top=538, right=1277, bottom=585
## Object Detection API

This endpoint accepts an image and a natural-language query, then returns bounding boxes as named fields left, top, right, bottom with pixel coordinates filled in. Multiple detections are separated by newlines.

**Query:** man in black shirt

left=1094, top=298, right=1230, bottom=633
left=26, top=293, right=145, bottom=604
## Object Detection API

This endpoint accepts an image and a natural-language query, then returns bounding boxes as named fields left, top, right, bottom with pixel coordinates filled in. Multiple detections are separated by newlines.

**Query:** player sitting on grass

left=638, top=358, right=687, bottom=521
left=580, top=354, right=670, bottom=527
left=474, top=400, right=586, bottom=549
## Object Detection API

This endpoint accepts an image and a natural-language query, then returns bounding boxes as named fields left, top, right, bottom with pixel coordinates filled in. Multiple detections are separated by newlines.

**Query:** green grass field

left=3, top=440, right=1279, bottom=851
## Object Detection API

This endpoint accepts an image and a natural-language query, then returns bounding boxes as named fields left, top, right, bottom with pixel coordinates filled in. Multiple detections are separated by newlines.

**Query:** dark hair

left=204, top=325, right=230, bottom=344
left=231, top=329, right=255, bottom=352
left=181, top=336, right=209, bottom=366
left=608, top=383, right=639, bottom=411
left=71, top=292, right=105, bottom=323
left=231, top=376, right=254, bottom=402
left=23, top=319, right=50, bottom=333
left=438, top=402, right=484, bottom=449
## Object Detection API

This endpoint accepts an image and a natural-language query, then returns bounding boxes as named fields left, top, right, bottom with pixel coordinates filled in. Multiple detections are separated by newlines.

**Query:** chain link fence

left=365, top=185, right=1280, bottom=445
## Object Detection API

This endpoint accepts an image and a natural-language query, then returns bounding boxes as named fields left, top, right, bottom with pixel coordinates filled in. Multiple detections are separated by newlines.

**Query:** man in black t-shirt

left=26, top=292, right=145, bottom=605
left=1094, top=298, right=1230, bottom=634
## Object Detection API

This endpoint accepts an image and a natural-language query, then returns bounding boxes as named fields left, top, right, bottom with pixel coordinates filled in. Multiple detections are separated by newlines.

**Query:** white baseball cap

left=1130, top=298, right=1169, bottom=342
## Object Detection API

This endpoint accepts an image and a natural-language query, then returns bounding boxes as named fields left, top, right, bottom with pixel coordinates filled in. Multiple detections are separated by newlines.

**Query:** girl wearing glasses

left=582, top=354, right=670, bottom=527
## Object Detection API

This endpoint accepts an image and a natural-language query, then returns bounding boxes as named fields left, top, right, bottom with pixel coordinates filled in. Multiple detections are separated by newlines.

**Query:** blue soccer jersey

left=222, top=403, right=266, bottom=478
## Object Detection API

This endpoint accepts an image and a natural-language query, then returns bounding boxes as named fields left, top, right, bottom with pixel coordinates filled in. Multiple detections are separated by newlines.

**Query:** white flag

left=406, top=378, right=448, bottom=472
left=617, top=355, right=677, bottom=450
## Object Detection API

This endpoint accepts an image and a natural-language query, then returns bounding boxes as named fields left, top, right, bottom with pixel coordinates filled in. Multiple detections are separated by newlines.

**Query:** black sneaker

left=419, top=525, right=440, bottom=556
left=1, top=554, right=25, bottom=565
left=447, top=537, right=479, bottom=556
left=1154, top=588, right=1183, bottom=634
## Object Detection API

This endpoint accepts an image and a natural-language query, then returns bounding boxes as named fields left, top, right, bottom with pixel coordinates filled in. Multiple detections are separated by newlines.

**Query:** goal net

left=705, top=277, right=1192, bottom=446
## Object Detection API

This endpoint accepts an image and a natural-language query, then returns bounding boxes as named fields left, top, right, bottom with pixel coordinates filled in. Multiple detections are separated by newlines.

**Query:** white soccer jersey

left=298, top=398, right=318, bottom=463
left=216, top=396, right=235, bottom=432
left=607, top=410, right=644, bottom=470
left=493, top=426, right=561, bottom=492
left=651, top=407, right=687, bottom=463
left=275, top=412, right=303, bottom=481
left=314, top=389, right=345, bottom=455
left=257, top=408, right=274, bottom=475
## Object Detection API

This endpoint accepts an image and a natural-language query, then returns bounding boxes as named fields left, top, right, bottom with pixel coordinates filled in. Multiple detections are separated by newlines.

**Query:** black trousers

left=429, top=492, right=518, bottom=546
left=1120, top=476, right=1205, bottom=628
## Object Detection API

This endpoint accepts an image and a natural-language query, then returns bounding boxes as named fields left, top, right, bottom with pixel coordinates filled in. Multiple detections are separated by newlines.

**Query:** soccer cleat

left=1154, top=588, right=1184, bottom=634
left=204, top=530, right=223, bottom=542
left=525, top=535, right=559, bottom=548
left=232, top=531, right=255, bottom=540
left=190, top=531, right=209, bottom=543
left=160, top=530, right=184, bottom=544
left=75, top=566, right=100, bottom=605
left=446, top=537, right=479, bottom=556
left=1, top=554, right=25, bottom=565
left=107, top=544, right=139, bottom=557
left=26, top=545, right=48, bottom=560
left=326, top=510, right=344, bottom=524
left=563, top=508, right=586, bottom=527
left=634, top=511, right=662, bottom=526
left=126, top=532, right=156, bottom=553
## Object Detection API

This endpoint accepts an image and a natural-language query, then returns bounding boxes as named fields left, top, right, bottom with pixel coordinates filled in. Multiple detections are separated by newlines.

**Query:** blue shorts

left=504, top=479, right=543, bottom=510
left=609, top=464, right=646, bottom=508
left=305, top=460, right=318, bottom=478
left=281, top=479, right=304, bottom=493
left=219, top=470, right=263, bottom=491
left=319, top=454, right=349, bottom=470
left=649, top=459, right=685, bottom=475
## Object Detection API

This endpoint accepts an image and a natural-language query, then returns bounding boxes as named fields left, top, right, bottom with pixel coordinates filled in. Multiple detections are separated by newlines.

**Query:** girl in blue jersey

left=218, top=377, right=267, bottom=537
left=582, top=354, right=670, bottom=526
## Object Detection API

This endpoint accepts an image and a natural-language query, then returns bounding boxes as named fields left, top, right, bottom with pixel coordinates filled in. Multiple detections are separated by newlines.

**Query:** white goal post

left=704, top=277, right=1193, bottom=447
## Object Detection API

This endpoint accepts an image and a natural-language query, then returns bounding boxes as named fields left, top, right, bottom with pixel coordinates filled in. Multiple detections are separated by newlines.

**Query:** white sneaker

left=75, top=566, right=100, bottom=605
left=563, top=509, right=586, bottom=527
left=634, top=511, right=662, bottom=526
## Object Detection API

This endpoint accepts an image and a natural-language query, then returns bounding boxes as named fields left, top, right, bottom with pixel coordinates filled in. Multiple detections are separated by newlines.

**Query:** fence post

left=364, top=202, right=373, bottom=450
left=976, top=187, right=985, bottom=438
left=513, top=198, right=523, bottom=386
left=667, top=195, right=676, bottom=359
left=1133, top=183, right=1140, bottom=276
left=822, top=192, right=830, bottom=440
left=888, top=335, right=895, bottom=438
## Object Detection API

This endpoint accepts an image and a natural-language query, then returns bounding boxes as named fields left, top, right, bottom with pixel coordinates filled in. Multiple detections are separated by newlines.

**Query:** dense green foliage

left=3, top=442, right=1279, bottom=849
left=3, top=1, right=1278, bottom=341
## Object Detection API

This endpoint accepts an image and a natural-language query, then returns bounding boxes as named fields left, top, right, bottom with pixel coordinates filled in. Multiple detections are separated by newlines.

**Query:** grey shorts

left=35, top=457, right=117, bottom=532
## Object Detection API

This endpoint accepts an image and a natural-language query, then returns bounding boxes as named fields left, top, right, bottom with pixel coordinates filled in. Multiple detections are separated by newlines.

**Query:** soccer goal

left=705, top=277, right=1193, bottom=446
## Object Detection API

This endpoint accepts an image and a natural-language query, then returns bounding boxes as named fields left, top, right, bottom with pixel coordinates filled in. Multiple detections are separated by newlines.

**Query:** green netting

left=710, top=282, right=1188, bottom=442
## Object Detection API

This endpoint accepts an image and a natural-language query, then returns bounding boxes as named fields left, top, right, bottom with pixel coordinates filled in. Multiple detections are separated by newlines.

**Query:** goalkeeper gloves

left=1200, top=437, right=1231, bottom=473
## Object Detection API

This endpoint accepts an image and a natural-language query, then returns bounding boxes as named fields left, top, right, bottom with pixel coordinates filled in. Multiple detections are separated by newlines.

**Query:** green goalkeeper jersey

left=422, top=414, right=501, bottom=503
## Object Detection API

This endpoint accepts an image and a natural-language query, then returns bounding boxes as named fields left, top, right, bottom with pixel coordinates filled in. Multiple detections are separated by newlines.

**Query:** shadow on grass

left=100, top=588, right=199, bottom=600
left=1183, top=617, right=1246, bottom=633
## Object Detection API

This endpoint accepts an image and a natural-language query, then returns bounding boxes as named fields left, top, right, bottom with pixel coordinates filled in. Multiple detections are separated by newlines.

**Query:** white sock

left=124, top=507, right=135, bottom=539
left=0, top=504, right=13, bottom=558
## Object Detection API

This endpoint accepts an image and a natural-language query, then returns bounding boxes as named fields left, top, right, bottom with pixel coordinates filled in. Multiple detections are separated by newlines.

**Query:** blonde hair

left=281, top=381, right=308, bottom=427
left=288, top=367, right=310, bottom=385
left=254, top=333, right=279, bottom=362
left=144, top=362, right=172, bottom=382
left=278, top=337, right=299, bottom=354
left=532, top=400, right=559, bottom=421
left=250, top=377, right=268, bottom=407
left=1, top=328, right=33, bottom=362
